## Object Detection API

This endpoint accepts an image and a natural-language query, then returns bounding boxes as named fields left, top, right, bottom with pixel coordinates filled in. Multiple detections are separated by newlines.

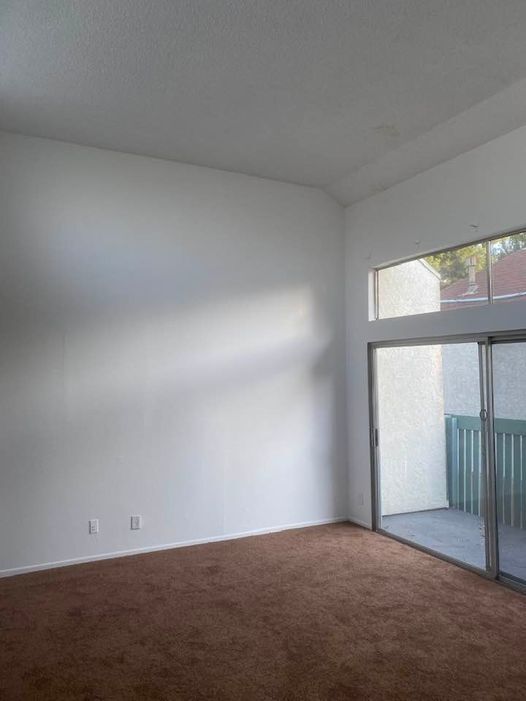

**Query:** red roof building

left=440, top=248, right=526, bottom=311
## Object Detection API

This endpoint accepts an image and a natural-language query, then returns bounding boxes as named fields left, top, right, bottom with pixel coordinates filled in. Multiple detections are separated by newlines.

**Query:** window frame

left=372, top=226, right=526, bottom=321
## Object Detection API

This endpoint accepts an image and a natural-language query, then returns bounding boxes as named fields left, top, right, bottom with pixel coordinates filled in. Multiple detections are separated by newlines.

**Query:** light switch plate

left=130, top=515, right=142, bottom=530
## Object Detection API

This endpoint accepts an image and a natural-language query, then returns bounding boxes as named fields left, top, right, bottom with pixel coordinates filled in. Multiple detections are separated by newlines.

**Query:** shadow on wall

left=0, top=286, right=345, bottom=568
left=0, top=137, right=347, bottom=570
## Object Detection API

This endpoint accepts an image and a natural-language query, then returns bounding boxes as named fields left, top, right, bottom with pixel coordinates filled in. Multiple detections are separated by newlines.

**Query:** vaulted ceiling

left=3, top=1, right=526, bottom=204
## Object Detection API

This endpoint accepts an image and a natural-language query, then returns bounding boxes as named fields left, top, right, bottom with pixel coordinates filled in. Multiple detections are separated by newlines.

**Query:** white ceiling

left=3, top=1, right=526, bottom=205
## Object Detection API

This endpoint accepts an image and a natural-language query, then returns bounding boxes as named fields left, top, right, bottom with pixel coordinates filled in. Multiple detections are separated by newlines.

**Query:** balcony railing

left=446, top=414, right=526, bottom=529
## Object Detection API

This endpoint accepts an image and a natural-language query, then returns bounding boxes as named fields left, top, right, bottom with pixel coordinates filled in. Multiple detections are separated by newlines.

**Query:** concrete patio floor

left=382, top=508, right=526, bottom=581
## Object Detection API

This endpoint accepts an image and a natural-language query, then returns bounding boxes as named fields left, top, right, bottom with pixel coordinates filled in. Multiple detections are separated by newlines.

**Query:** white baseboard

left=348, top=516, right=372, bottom=529
left=0, top=516, right=348, bottom=579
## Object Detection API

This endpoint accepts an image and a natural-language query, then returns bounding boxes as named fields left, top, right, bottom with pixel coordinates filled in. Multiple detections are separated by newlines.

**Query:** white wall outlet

left=130, top=515, right=142, bottom=530
left=358, top=492, right=364, bottom=506
left=89, top=518, right=99, bottom=534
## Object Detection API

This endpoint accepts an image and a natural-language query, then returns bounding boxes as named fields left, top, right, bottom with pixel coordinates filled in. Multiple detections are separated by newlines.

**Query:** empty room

left=2, top=2, right=526, bottom=699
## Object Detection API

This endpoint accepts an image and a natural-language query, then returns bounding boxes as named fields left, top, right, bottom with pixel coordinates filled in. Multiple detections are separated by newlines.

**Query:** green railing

left=446, top=414, right=526, bottom=528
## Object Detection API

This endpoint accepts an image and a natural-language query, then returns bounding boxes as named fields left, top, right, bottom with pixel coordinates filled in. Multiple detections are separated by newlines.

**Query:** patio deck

left=382, top=508, right=526, bottom=581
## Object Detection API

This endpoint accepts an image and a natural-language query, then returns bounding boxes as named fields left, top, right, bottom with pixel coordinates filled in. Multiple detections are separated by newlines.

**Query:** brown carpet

left=1, top=524, right=525, bottom=700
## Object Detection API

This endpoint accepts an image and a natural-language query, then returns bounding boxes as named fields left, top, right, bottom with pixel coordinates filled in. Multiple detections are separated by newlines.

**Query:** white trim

left=347, top=516, right=371, bottom=529
left=0, top=517, right=348, bottom=578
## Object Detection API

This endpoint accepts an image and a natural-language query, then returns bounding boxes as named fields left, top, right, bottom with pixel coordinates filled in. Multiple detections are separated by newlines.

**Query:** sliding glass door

left=374, top=341, right=489, bottom=572
left=492, top=341, right=526, bottom=583
left=372, top=335, right=526, bottom=586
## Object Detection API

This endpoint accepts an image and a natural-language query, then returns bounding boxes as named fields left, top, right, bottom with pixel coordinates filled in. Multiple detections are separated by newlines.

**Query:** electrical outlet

left=358, top=492, right=364, bottom=506
left=89, top=518, right=99, bottom=534
left=130, top=515, right=142, bottom=530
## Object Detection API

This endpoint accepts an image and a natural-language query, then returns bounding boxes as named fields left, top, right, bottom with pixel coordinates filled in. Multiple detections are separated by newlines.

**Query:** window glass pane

left=377, top=260, right=441, bottom=319
left=377, top=242, right=488, bottom=319
left=376, top=343, right=487, bottom=571
left=490, top=232, right=526, bottom=306
left=427, top=243, right=488, bottom=312
left=492, top=341, right=526, bottom=583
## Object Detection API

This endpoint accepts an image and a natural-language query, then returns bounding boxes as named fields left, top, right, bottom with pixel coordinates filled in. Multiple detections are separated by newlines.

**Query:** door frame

left=368, top=329, right=526, bottom=590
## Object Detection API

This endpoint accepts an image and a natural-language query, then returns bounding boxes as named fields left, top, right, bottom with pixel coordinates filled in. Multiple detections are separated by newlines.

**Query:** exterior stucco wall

left=492, top=344, right=526, bottom=420
left=378, top=259, right=441, bottom=319
left=376, top=261, right=448, bottom=515
left=443, top=343, right=526, bottom=420
left=378, top=345, right=448, bottom=515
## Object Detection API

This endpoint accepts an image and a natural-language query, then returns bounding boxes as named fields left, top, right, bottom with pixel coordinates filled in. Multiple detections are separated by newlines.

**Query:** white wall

left=0, top=132, right=347, bottom=574
left=346, top=123, right=526, bottom=528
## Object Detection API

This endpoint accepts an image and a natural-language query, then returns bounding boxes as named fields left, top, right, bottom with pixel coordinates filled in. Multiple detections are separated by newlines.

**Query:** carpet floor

left=1, top=523, right=526, bottom=700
